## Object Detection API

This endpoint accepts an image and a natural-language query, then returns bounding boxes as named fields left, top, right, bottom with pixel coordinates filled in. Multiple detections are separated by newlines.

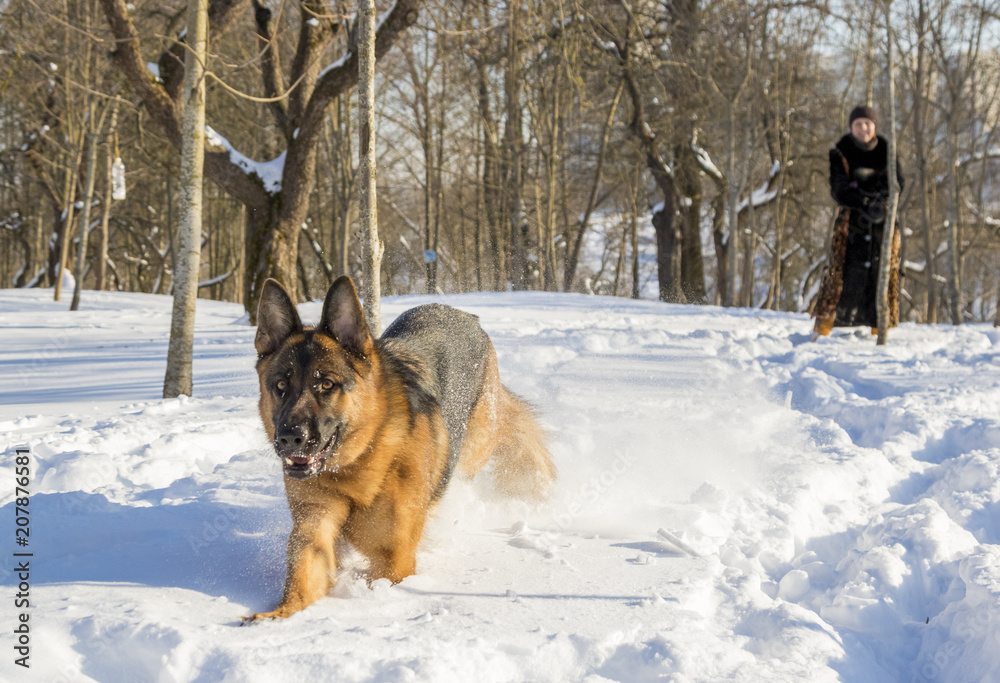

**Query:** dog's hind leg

left=458, top=346, right=555, bottom=500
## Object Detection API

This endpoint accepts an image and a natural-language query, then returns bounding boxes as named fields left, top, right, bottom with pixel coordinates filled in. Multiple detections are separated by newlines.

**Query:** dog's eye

left=320, top=378, right=337, bottom=391
left=275, top=380, right=287, bottom=394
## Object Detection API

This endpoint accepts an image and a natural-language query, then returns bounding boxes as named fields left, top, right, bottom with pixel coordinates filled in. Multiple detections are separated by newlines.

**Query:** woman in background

left=813, top=105, right=904, bottom=338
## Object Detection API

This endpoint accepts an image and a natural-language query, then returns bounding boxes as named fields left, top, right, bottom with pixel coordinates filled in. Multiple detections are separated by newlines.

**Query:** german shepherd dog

left=244, top=276, right=555, bottom=622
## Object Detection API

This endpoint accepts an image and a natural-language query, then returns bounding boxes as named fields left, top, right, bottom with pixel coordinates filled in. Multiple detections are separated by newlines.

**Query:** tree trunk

left=359, top=0, right=382, bottom=335
left=725, top=102, right=744, bottom=307
left=477, top=31, right=505, bottom=291
left=54, top=0, right=79, bottom=300
left=741, top=189, right=759, bottom=307
left=721, top=103, right=768, bottom=308
left=676, top=136, right=707, bottom=303
left=863, top=3, right=878, bottom=106
left=505, top=0, right=526, bottom=290
left=53, top=151, right=79, bottom=300
left=70, top=131, right=99, bottom=311
left=95, top=139, right=114, bottom=292
left=914, top=0, right=937, bottom=323
left=433, top=55, right=448, bottom=293
left=994, top=279, right=1000, bottom=328
left=946, top=133, right=963, bottom=325
left=877, top=0, right=899, bottom=345
left=652, top=207, right=682, bottom=302
left=542, top=65, right=561, bottom=291
left=615, top=25, right=682, bottom=302
left=164, top=0, right=207, bottom=398
left=244, top=198, right=305, bottom=323
left=474, top=114, right=484, bottom=291
left=630, top=187, right=640, bottom=299
left=565, top=80, right=622, bottom=292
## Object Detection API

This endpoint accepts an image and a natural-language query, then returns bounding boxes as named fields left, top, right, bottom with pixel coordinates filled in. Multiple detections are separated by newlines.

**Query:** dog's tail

left=458, top=348, right=555, bottom=500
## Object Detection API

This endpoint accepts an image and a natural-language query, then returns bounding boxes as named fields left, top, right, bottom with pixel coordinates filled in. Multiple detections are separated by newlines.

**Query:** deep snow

left=2, top=287, right=1000, bottom=682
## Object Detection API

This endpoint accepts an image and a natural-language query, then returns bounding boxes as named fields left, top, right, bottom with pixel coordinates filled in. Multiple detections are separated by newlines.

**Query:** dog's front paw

left=240, top=607, right=291, bottom=625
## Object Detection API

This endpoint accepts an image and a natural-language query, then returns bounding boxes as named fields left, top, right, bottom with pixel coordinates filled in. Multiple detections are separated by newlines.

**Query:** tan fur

left=813, top=208, right=851, bottom=330
left=457, top=346, right=556, bottom=499
left=887, top=227, right=901, bottom=328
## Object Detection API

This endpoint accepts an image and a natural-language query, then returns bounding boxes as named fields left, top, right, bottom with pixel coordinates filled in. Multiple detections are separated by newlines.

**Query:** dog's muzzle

left=276, top=425, right=342, bottom=479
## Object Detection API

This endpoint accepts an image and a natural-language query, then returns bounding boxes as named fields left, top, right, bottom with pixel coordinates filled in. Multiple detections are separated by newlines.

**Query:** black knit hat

left=849, top=105, right=877, bottom=126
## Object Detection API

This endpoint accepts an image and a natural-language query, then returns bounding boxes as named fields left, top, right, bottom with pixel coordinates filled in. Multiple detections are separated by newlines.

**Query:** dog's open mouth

left=281, top=427, right=341, bottom=479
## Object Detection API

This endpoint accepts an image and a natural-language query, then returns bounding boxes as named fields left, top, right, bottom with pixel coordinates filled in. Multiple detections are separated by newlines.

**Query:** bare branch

left=251, top=0, right=290, bottom=132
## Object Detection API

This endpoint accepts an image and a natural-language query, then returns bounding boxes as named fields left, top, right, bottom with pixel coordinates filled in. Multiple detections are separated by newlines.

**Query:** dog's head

left=254, top=276, right=376, bottom=480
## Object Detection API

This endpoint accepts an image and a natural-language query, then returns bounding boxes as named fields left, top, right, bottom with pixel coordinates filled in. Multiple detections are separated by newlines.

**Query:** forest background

left=2, top=0, right=999, bottom=326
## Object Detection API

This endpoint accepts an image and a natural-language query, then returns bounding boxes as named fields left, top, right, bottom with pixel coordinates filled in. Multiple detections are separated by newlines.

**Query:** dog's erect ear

left=318, top=276, right=373, bottom=357
left=255, top=279, right=303, bottom=357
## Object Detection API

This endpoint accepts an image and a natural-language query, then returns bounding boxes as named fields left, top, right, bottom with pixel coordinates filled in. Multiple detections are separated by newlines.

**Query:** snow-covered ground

left=2, top=287, right=1000, bottom=682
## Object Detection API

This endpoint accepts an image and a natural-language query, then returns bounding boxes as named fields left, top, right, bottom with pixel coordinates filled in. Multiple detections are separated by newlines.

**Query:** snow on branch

left=146, top=62, right=162, bottom=83
left=198, top=268, right=236, bottom=289
left=692, top=144, right=724, bottom=182
left=205, top=126, right=286, bottom=194
left=0, top=212, right=23, bottom=231
left=903, top=260, right=949, bottom=284
left=318, top=52, right=353, bottom=80
left=737, top=160, right=782, bottom=214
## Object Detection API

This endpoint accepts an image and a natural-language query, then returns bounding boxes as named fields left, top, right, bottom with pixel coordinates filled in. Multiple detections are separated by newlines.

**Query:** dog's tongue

left=290, top=455, right=312, bottom=465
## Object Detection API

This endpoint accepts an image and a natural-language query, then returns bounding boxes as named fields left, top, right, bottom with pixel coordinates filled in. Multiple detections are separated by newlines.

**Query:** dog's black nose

left=275, top=425, right=307, bottom=453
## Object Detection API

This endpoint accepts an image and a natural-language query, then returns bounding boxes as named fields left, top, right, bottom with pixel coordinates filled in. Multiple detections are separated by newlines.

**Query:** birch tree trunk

left=877, top=0, right=899, bottom=345
left=53, top=0, right=80, bottom=301
left=70, top=130, right=98, bottom=311
left=946, top=134, right=963, bottom=325
left=163, top=0, right=207, bottom=398
left=725, top=103, right=741, bottom=307
left=70, top=0, right=98, bottom=310
left=95, top=138, right=114, bottom=292
left=359, top=0, right=383, bottom=335
left=505, top=0, right=526, bottom=290
left=913, top=0, right=937, bottom=323
left=53, top=144, right=80, bottom=301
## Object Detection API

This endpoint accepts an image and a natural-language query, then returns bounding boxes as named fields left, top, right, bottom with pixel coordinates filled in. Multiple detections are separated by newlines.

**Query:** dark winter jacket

left=829, top=134, right=904, bottom=224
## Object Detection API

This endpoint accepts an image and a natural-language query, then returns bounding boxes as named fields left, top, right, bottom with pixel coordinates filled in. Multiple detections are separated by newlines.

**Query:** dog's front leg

left=244, top=499, right=350, bottom=623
